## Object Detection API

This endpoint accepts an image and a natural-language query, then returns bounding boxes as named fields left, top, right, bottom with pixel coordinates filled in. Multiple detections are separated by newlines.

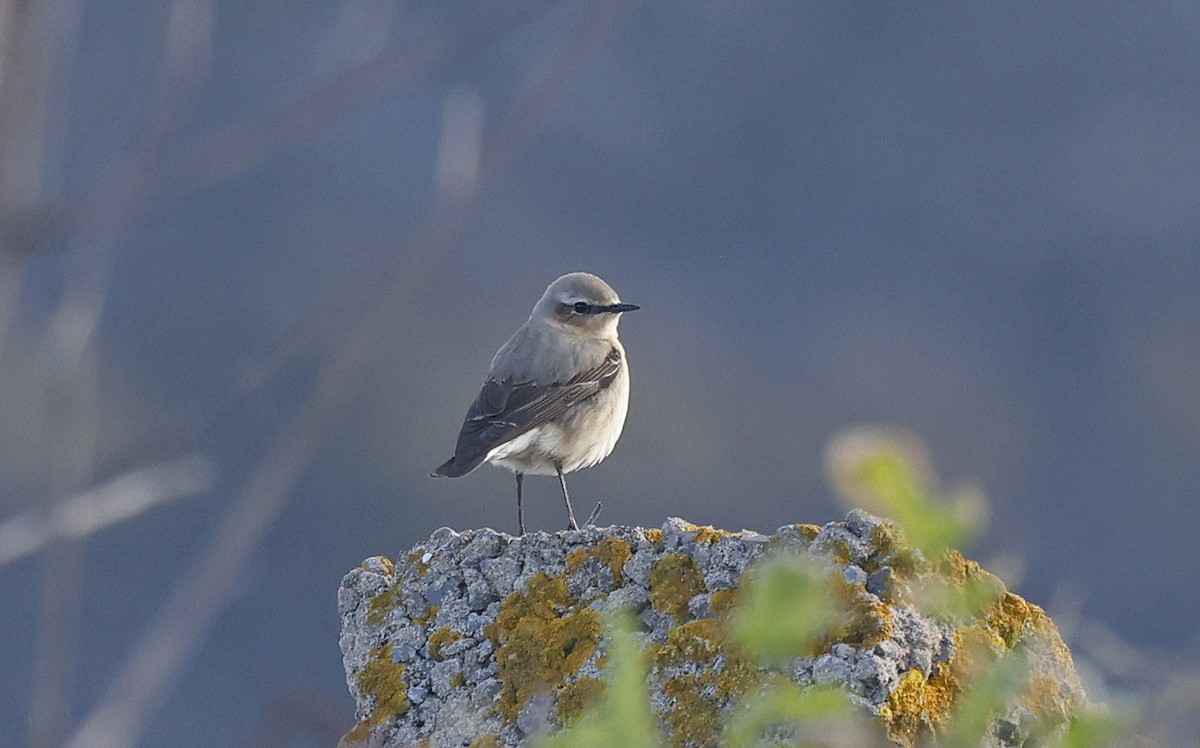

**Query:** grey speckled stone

left=338, top=514, right=1087, bottom=748
left=812, top=654, right=849, bottom=684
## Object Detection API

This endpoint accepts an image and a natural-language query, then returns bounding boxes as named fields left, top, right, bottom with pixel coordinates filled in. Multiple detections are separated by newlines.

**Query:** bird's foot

left=585, top=501, right=603, bottom=527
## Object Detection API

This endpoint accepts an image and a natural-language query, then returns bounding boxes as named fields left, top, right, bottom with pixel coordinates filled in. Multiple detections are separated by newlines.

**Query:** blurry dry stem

left=0, top=455, right=214, bottom=567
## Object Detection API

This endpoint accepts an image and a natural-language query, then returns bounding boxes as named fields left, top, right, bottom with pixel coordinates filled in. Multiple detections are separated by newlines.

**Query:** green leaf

left=1047, top=704, right=1134, bottom=748
left=944, top=650, right=1027, bottom=748
left=729, top=554, right=836, bottom=664
left=825, top=428, right=980, bottom=559
left=723, top=683, right=855, bottom=747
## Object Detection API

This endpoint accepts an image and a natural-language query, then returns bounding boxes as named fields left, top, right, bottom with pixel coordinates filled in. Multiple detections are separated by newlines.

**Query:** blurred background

left=1, top=1, right=1198, bottom=746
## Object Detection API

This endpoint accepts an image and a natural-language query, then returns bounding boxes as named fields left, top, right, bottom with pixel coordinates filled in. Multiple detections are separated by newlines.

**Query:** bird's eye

left=573, top=301, right=589, bottom=314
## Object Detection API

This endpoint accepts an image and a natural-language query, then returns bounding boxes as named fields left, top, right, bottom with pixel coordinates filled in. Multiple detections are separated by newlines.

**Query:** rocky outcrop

left=338, top=511, right=1085, bottom=746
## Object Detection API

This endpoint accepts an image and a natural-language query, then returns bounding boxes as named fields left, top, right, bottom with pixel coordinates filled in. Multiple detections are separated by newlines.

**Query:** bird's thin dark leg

left=515, top=472, right=525, bottom=535
left=556, top=465, right=579, bottom=531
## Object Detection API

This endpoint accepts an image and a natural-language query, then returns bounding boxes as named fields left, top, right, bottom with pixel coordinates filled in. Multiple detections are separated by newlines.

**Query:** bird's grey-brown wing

left=431, top=348, right=622, bottom=478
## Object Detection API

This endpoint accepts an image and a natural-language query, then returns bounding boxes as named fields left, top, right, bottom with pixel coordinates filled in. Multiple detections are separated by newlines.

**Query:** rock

left=338, top=514, right=1087, bottom=747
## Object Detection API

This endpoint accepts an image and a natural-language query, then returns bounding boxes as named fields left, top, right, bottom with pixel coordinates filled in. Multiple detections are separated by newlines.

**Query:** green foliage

left=943, top=650, right=1028, bottom=748
left=824, top=428, right=980, bottom=559
left=545, top=431, right=1134, bottom=747
left=722, top=683, right=857, bottom=747
left=1048, top=705, right=1134, bottom=748
left=729, top=554, right=836, bottom=664
left=911, top=569, right=1005, bottom=625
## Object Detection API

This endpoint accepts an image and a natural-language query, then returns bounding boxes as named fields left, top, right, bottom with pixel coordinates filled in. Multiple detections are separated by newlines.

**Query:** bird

left=431, top=272, right=638, bottom=534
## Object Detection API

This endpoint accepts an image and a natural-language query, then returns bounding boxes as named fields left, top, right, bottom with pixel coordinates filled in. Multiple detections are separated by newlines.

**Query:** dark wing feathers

left=431, top=348, right=621, bottom=477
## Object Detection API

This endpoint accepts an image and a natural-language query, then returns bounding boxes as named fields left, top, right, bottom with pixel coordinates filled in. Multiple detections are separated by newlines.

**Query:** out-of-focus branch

left=0, top=455, right=215, bottom=568
left=65, top=2, right=639, bottom=746
left=0, top=0, right=51, bottom=208
left=0, top=1, right=14, bottom=96
left=3, top=1, right=567, bottom=262
left=24, top=2, right=219, bottom=746
left=67, top=0, right=219, bottom=250
left=19, top=1, right=103, bottom=743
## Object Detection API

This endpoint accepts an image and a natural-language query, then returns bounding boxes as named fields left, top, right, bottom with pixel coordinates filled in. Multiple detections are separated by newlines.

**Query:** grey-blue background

left=2, top=1, right=1198, bottom=745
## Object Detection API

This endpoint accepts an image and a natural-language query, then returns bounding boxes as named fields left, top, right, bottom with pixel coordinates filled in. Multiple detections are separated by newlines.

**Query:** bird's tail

left=430, top=455, right=477, bottom=478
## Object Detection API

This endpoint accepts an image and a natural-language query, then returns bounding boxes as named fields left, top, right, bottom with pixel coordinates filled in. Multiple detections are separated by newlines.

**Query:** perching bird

left=431, top=272, right=638, bottom=534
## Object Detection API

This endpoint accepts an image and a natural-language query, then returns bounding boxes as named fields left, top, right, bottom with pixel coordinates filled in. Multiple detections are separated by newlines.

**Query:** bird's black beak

left=602, top=303, right=640, bottom=314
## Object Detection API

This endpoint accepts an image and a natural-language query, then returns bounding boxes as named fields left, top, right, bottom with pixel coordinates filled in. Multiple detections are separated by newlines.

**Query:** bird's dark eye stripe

left=572, top=301, right=590, bottom=314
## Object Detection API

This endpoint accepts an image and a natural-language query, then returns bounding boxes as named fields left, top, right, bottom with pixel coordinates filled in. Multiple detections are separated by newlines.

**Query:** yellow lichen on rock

left=366, top=579, right=402, bottom=627
left=881, top=667, right=958, bottom=746
left=362, top=556, right=395, bottom=575
left=877, top=550, right=1081, bottom=745
left=682, top=522, right=736, bottom=544
left=337, top=629, right=408, bottom=745
left=412, top=604, right=439, bottom=628
left=941, top=549, right=1059, bottom=654
left=1024, top=671, right=1067, bottom=719
left=796, top=523, right=822, bottom=543
left=649, top=553, right=707, bottom=623
left=357, top=643, right=409, bottom=724
left=557, top=676, right=605, bottom=723
left=869, top=523, right=924, bottom=578
left=484, top=572, right=603, bottom=723
left=428, top=626, right=462, bottom=659
left=819, top=572, right=894, bottom=654
left=566, top=536, right=632, bottom=586
left=710, top=587, right=738, bottom=617
left=983, top=593, right=1040, bottom=649
left=653, top=618, right=759, bottom=746
left=406, top=549, right=430, bottom=577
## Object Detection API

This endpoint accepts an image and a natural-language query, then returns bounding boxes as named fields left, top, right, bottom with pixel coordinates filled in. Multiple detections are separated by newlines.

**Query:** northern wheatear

left=432, top=272, right=638, bottom=533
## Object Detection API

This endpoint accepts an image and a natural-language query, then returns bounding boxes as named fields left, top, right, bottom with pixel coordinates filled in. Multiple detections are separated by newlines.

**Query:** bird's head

left=532, top=272, right=639, bottom=338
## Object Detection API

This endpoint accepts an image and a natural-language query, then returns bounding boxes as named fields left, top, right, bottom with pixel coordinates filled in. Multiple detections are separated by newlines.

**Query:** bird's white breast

left=487, top=345, right=630, bottom=476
